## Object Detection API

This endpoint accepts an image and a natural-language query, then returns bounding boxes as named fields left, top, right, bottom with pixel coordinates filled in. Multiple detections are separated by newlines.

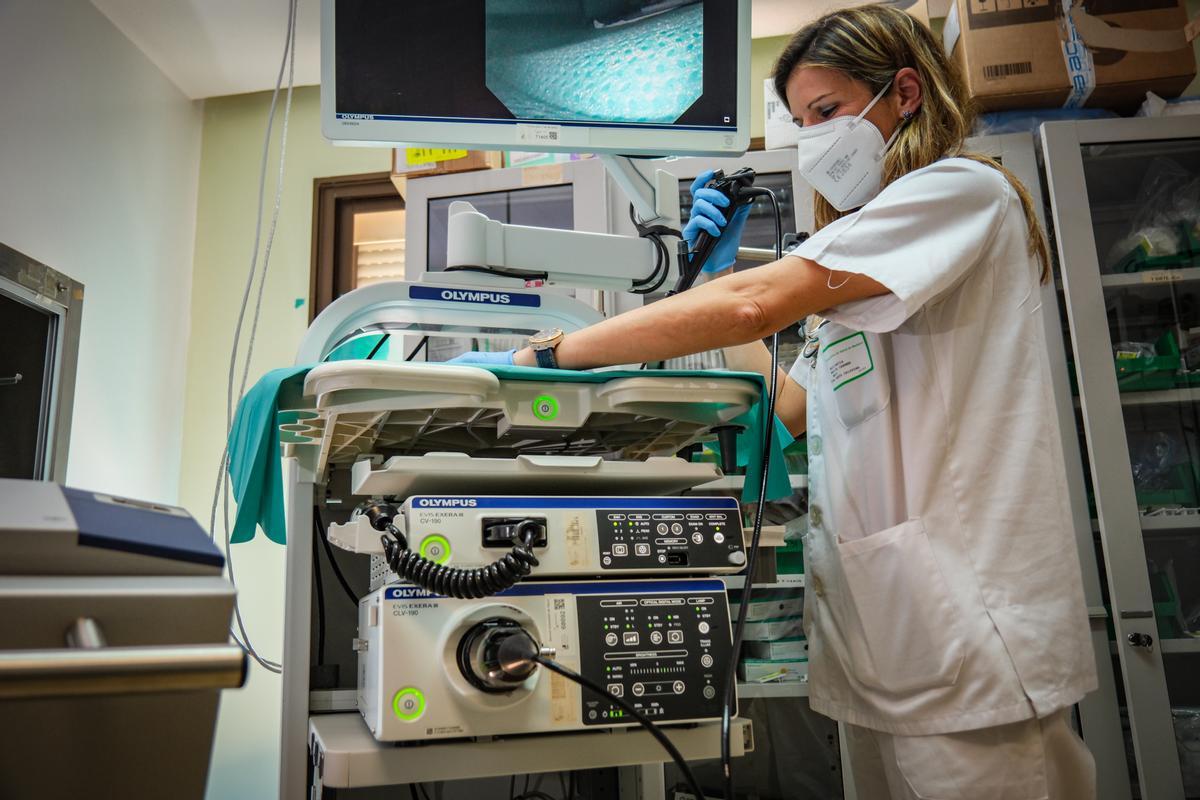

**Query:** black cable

left=314, top=508, right=357, bottom=606
left=444, top=264, right=550, bottom=282
left=566, top=772, right=575, bottom=800
left=533, top=655, right=707, bottom=800
left=509, top=775, right=516, bottom=800
left=405, top=335, right=429, bottom=362
left=409, top=786, right=420, bottom=800
left=720, top=188, right=783, bottom=800
left=365, top=332, right=390, bottom=360
left=311, top=519, right=326, bottom=666
left=628, top=203, right=678, bottom=295
left=365, top=504, right=543, bottom=599
left=418, top=784, right=434, bottom=800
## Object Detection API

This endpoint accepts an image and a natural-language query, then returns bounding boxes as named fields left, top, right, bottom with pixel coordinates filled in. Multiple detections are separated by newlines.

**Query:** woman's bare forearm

left=513, top=255, right=887, bottom=375
left=723, top=341, right=807, bottom=436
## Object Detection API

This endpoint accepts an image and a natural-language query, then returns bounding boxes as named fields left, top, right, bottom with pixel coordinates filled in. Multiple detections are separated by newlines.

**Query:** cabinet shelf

left=721, top=574, right=804, bottom=591
left=1117, top=388, right=1200, bottom=406
left=1092, top=512, right=1200, bottom=534
left=693, top=474, right=808, bottom=492
left=309, top=713, right=753, bottom=789
left=1109, top=638, right=1200, bottom=655
left=737, top=680, right=809, bottom=699
left=1100, top=268, right=1200, bottom=289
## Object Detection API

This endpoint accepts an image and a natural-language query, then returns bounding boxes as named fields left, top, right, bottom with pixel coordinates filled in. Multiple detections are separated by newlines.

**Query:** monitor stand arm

left=442, top=156, right=684, bottom=294
left=599, top=154, right=680, bottom=228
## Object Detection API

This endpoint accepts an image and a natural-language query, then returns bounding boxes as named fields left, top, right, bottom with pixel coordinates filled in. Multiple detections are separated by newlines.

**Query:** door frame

left=309, top=172, right=404, bottom=321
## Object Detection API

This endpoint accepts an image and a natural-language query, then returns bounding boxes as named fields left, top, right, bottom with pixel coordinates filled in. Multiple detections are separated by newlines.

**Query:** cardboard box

left=742, top=615, right=804, bottom=642
left=730, top=592, right=804, bottom=623
left=390, top=148, right=502, bottom=178
left=739, top=657, right=809, bottom=683
left=764, top=78, right=800, bottom=151
left=744, top=636, right=809, bottom=661
left=944, top=0, right=1197, bottom=113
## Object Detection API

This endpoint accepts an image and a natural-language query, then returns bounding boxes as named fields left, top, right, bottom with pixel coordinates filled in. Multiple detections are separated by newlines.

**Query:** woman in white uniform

left=455, top=6, right=1098, bottom=797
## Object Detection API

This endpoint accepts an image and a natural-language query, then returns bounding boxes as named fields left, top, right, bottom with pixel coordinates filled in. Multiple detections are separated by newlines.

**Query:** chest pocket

left=817, top=323, right=891, bottom=430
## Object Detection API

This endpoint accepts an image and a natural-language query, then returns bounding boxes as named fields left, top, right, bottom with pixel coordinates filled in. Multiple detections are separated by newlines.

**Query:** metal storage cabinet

left=1043, top=116, right=1200, bottom=800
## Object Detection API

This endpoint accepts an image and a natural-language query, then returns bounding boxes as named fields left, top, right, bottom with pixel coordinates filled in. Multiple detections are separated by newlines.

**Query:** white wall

left=179, top=85, right=392, bottom=800
left=0, top=0, right=202, bottom=504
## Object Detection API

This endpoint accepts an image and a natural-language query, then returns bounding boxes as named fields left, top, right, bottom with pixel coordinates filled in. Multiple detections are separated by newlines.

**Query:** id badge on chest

left=817, top=323, right=891, bottom=430
left=824, top=332, right=874, bottom=390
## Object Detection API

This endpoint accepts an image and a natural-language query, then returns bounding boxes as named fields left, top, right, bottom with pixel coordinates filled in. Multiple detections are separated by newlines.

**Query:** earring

left=902, top=110, right=915, bottom=122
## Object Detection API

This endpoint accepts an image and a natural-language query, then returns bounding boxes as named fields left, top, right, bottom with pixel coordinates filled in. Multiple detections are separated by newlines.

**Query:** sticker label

left=546, top=594, right=578, bottom=724
left=405, top=147, right=467, bottom=166
left=823, top=332, right=874, bottom=390
left=516, top=124, right=564, bottom=145
left=564, top=516, right=586, bottom=568
left=546, top=594, right=574, bottom=656
left=1142, top=270, right=1185, bottom=285
left=1060, top=1, right=1096, bottom=109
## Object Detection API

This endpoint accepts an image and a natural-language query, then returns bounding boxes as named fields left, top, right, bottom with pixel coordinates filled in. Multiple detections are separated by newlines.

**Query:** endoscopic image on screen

left=485, top=0, right=704, bottom=126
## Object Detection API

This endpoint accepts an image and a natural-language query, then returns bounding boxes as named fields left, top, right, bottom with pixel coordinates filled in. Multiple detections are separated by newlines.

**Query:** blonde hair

left=772, top=5, right=1051, bottom=282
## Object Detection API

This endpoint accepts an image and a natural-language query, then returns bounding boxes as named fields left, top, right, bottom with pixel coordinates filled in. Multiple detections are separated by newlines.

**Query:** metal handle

left=1126, top=632, right=1155, bottom=650
left=735, top=247, right=777, bottom=263
left=0, top=373, right=21, bottom=386
left=0, top=644, right=248, bottom=700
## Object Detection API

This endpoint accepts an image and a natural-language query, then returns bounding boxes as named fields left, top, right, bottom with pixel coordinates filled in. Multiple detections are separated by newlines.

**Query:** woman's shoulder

left=895, top=156, right=1012, bottom=196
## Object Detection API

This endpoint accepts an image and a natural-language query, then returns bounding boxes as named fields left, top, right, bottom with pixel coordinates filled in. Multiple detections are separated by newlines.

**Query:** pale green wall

left=180, top=85, right=391, bottom=800
left=750, top=34, right=791, bottom=139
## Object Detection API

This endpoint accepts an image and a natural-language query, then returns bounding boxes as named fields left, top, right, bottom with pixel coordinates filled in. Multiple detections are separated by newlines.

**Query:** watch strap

left=533, top=345, right=559, bottom=369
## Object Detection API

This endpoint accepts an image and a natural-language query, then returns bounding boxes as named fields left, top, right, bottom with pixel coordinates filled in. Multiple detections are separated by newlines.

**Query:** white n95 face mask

left=795, top=80, right=903, bottom=212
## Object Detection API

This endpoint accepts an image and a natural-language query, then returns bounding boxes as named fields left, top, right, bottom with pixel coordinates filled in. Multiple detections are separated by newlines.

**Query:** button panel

left=578, top=589, right=732, bottom=725
left=596, top=507, right=743, bottom=571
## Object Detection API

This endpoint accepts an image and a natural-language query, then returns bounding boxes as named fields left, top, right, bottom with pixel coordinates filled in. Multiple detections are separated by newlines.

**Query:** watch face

left=531, top=328, right=563, bottom=346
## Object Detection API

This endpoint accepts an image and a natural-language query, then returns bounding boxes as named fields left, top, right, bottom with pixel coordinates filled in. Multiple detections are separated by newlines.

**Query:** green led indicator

left=418, top=534, right=451, bottom=564
left=392, top=688, right=426, bottom=722
left=532, top=395, right=560, bottom=421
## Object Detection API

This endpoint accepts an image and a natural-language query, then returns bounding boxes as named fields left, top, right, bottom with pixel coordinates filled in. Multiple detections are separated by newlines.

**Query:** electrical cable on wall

left=206, top=0, right=298, bottom=673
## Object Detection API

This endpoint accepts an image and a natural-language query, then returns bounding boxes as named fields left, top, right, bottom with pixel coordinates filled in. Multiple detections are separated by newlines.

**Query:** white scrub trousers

left=843, top=710, right=1096, bottom=800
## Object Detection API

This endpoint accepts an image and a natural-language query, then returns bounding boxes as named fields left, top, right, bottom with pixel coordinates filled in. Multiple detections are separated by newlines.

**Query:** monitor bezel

left=321, top=0, right=752, bottom=157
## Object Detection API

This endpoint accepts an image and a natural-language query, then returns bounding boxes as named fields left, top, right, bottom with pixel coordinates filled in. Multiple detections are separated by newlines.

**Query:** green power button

left=532, top=395, right=559, bottom=421
left=393, top=687, right=426, bottom=721
left=419, top=534, right=451, bottom=564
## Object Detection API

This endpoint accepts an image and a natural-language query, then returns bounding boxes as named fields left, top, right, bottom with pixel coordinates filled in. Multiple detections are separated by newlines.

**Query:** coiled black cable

left=629, top=203, right=680, bottom=295
left=365, top=504, right=541, bottom=599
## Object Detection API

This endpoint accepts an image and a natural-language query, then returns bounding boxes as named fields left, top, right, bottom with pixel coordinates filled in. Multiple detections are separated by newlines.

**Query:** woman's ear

left=894, top=66, right=923, bottom=117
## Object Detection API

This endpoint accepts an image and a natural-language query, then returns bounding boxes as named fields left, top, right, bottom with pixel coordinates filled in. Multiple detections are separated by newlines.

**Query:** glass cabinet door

left=1043, top=118, right=1200, bottom=800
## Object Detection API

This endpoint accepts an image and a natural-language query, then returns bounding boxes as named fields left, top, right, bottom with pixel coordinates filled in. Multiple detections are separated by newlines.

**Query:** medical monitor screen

left=327, top=0, right=748, bottom=155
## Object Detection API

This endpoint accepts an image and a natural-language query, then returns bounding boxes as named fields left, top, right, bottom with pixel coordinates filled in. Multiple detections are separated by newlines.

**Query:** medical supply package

left=943, top=0, right=1196, bottom=113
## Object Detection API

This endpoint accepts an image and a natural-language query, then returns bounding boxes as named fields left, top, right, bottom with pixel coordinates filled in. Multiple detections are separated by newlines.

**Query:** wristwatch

left=529, top=328, right=565, bottom=369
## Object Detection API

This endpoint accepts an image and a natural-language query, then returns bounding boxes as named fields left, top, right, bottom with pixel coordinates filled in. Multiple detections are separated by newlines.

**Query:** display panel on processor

left=323, top=0, right=748, bottom=156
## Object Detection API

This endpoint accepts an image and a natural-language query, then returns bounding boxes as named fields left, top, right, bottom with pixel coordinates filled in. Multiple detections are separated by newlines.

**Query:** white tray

left=284, top=362, right=761, bottom=472
left=351, top=452, right=721, bottom=497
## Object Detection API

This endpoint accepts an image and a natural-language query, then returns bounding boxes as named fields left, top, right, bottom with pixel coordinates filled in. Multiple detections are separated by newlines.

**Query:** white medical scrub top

left=786, top=157, right=1097, bottom=736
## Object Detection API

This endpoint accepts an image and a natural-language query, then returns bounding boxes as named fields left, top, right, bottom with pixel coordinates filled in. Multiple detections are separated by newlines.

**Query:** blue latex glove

left=447, top=349, right=516, bottom=366
left=682, top=170, right=752, bottom=273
